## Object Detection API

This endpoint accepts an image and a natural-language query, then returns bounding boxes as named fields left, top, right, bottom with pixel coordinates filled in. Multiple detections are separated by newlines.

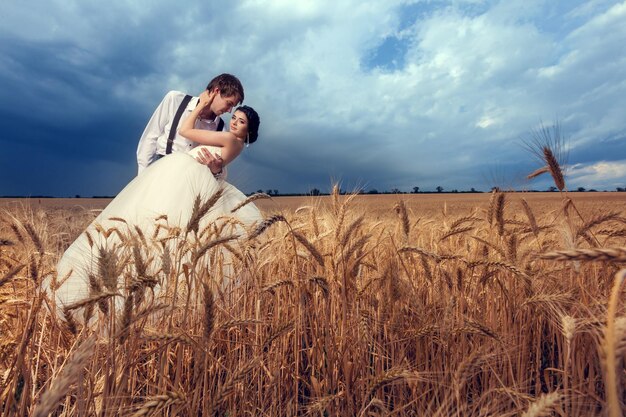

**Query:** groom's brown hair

left=206, top=74, right=244, bottom=104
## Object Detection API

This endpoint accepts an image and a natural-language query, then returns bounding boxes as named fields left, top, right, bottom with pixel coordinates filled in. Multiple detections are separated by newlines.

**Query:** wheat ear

left=393, top=200, right=410, bottom=238
left=521, top=391, right=562, bottom=417
left=541, top=247, right=626, bottom=262
left=0, top=264, right=25, bottom=288
left=543, top=146, right=565, bottom=191
left=291, top=231, right=324, bottom=266
left=526, top=166, right=550, bottom=180
left=248, top=214, right=287, bottom=240
left=129, top=391, right=186, bottom=417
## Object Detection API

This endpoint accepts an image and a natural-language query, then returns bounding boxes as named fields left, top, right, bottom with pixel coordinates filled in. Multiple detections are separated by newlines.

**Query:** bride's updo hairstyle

left=237, top=105, right=260, bottom=144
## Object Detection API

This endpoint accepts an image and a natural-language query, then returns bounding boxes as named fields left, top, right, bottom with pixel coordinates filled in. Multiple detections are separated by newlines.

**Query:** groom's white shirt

left=136, top=90, right=223, bottom=174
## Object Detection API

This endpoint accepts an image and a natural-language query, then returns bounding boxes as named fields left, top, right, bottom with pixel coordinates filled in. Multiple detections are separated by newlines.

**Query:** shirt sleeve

left=136, top=91, right=178, bottom=175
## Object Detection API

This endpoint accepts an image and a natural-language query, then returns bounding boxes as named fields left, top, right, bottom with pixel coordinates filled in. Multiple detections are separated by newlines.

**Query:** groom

left=136, top=73, right=245, bottom=175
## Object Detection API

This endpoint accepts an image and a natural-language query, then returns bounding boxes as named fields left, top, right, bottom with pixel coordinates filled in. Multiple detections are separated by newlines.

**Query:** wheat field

left=1, top=188, right=625, bottom=416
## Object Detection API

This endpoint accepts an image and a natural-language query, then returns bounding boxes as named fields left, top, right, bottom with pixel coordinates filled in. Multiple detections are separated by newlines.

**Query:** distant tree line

left=3, top=186, right=625, bottom=199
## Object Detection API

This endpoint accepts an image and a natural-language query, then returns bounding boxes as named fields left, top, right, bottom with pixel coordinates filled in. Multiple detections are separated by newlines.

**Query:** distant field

left=2, top=191, right=625, bottom=219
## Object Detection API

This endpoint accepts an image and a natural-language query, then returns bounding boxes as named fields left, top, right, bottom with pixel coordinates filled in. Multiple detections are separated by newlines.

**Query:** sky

left=1, top=0, right=625, bottom=196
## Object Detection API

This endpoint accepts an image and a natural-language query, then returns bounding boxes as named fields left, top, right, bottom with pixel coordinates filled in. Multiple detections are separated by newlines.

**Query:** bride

left=49, top=92, right=262, bottom=324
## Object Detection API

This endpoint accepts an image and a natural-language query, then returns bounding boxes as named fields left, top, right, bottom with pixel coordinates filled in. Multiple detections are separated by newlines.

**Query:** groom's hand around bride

left=195, top=148, right=223, bottom=175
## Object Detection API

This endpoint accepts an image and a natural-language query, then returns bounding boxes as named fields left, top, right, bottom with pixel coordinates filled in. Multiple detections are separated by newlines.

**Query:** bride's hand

left=199, top=90, right=218, bottom=108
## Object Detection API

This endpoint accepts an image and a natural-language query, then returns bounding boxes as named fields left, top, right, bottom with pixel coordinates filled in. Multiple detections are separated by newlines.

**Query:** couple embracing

left=52, top=73, right=263, bottom=316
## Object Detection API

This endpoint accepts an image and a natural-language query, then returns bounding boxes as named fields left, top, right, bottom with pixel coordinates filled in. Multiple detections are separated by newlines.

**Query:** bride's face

left=229, top=110, right=248, bottom=139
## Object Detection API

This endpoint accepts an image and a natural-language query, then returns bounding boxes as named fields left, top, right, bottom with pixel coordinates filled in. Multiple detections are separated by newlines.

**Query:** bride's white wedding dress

left=49, top=146, right=262, bottom=321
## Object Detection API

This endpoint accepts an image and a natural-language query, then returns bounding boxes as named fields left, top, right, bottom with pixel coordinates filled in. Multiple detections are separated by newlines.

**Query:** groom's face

left=208, top=89, right=239, bottom=117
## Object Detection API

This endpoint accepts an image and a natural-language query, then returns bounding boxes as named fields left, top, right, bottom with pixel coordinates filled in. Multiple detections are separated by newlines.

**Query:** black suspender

left=165, top=94, right=192, bottom=155
left=165, top=94, right=225, bottom=155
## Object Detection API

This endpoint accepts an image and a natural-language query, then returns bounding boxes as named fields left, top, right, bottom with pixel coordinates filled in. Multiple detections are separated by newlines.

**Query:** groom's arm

left=136, top=92, right=177, bottom=175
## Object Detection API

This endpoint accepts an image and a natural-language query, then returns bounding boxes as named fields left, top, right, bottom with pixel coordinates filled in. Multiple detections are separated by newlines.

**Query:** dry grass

left=1, top=189, right=625, bottom=416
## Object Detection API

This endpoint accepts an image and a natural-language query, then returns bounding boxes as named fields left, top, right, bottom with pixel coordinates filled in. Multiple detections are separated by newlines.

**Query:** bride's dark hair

left=236, top=105, right=260, bottom=144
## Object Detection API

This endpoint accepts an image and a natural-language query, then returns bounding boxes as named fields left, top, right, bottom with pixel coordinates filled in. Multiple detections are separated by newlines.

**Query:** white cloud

left=568, top=160, right=626, bottom=189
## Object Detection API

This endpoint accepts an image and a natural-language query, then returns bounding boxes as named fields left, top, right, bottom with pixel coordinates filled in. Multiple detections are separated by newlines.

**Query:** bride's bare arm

left=179, top=91, right=232, bottom=147
left=179, top=91, right=243, bottom=165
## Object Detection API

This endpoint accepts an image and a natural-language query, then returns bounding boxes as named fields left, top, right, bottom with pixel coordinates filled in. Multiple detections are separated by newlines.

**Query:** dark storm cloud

left=0, top=13, right=182, bottom=196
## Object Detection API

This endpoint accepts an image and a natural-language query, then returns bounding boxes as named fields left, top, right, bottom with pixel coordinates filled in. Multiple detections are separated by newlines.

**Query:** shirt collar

left=187, top=96, right=220, bottom=124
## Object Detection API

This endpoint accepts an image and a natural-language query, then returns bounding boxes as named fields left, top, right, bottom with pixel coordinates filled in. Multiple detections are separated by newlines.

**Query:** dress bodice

left=186, top=145, right=227, bottom=179
left=187, top=145, right=222, bottom=159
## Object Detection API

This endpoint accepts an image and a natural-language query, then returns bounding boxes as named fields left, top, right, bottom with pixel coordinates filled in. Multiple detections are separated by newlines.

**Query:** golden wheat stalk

left=10, top=222, right=25, bottom=244
left=108, top=216, right=128, bottom=224
left=230, top=192, right=271, bottom=213
left=603, top=269, right=625, bottom=417
left=140, top=333, right=196, bottom=346
left=32, top=336, right=96, bottom=417
left=598, top=228, right=626, bottom=238
left=0, top=263, right=25, bottom=288
left=439, top=226, right=474, bottom=242
left=62, top=308, right=79, bottom=334
left=495, top=192, right=506, bottom=236
left=262, top=279, right=294, bottom=294
left=486, top=190, right=498, bottom=226
left=117, top=295, right=134, bottom=342
left=84, top=230, right=94, bottom=248
left=308, top=276, right=329, bottom=297
left=129, top=391, right=186, bottom=417
left=365, top=368, right=415, bottom=400
left=522, top=292, right=574, bottom=307
left=331, top=184, right=341, bottom=215
left=310, top=208, right=320, bottom=237
left=305, top=392, right=345, bottom=416
left=248, top=214, right=287, bottom=240
left=133, top=225, right=147, bottom=246
left=455, top=319, right=499, bottom=340
left=576, top=212, right=621, bottom=237
left=291, top=231, right=324, bottom=266
left=63, top=291, right=120, bottom=312
left=339, top=215, right=364, bottom=248
left=343, top=233, right=370, bottom=260
left=526, top=166, right=550, bottom=180
left=520, top=199, right=539, bottom=235
left=541, top=247, right=626, bottom=262
left=393, top=200, right=410, bottom=238
left=191, top=235, right=240, bottom=265
left=448, top=215, right=481, bottom=230
left=209, top=358, right=262, bottom=412
left=132, top=242, right=147, bottom=278
left=398, top=246, right=442, bottom=261
left=97, top=246, right=121, bottom=291
left=202, top=282, right=214, bottom=341
left=262, top=322, right=294, bottom=352
left=471, top=236, right=506, bottom=259
left=465, top=260, right=531, bottom=289
left=186, top=189, right=225, bottom=234
left=219, top=319, right=263, bottom=329
left=24, top=223, right=44, bottom=254
left=507, top=234, right=518, bottom=263
left=454, top=348, right=484, bottom=391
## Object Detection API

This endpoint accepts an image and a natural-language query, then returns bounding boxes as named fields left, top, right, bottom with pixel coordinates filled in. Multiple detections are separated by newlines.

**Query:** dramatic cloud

left=1, top=0, right=625, bottom=196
